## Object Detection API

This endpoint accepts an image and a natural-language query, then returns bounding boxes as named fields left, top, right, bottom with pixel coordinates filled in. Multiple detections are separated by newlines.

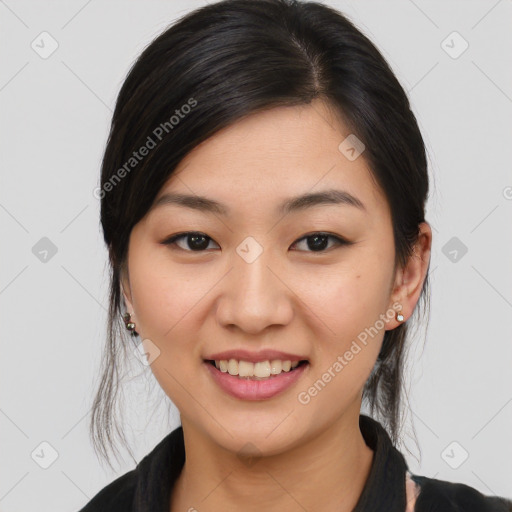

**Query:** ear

left=120, top=267, right=134, bottom=314
left=387, top=222, right=432, bottom=329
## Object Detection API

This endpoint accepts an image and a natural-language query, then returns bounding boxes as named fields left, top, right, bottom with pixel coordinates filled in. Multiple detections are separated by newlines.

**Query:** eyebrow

left=150, top=189, right=366, bottom=216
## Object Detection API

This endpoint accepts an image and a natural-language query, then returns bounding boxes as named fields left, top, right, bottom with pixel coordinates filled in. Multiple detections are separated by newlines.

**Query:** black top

left=78, top=414, right=512, bottom=511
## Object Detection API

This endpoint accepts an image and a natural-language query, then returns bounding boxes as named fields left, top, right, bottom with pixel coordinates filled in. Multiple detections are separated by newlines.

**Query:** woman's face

left=121, top=99, right=429, bottom=455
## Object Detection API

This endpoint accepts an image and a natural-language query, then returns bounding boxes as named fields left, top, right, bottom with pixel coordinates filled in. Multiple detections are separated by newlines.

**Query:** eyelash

left=161, top=231, right=353, bottom=253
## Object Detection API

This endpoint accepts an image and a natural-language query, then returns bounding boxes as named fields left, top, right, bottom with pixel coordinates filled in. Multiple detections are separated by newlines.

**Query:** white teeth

left=239, top=360, right=255, bottom=377
left=228, top=359, right=238, bottom=376
left=213, top=358, right=302, bottom=378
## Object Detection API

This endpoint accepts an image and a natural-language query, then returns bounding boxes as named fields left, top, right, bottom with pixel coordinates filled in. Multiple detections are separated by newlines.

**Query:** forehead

left=154, top=99, right=389, bottom=221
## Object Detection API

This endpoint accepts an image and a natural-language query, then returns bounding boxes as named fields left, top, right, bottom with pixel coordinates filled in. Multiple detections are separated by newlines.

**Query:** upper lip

left=204, top=349, right=308, bottom=363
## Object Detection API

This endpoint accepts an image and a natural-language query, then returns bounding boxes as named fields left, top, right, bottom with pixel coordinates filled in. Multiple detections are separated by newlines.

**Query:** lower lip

left=204, top=361, right=309, bottom=400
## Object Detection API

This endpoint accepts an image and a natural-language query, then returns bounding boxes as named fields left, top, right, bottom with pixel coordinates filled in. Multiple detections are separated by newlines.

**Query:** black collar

left=353, top=414, right=408, bottom=511
left=133, top=414, right=408, bottom=511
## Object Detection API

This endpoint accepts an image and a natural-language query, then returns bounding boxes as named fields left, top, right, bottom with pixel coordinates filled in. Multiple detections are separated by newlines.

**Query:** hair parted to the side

left=90, top=0, right=431, bottom=468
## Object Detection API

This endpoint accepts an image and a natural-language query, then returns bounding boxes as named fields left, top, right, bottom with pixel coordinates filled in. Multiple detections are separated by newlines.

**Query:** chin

left=206, top=420, right=304, bottom=458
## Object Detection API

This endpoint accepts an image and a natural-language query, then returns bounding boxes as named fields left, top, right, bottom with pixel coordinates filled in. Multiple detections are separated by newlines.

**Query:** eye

left=161, top=231, right=352, bottom=253
left=162, top=231, right=220, bottom=252
left=290, top=232, right=351, bottom=252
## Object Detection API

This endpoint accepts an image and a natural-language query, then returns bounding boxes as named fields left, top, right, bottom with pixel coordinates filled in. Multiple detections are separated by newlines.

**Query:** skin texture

left=121, top=99, right=432, bottom=512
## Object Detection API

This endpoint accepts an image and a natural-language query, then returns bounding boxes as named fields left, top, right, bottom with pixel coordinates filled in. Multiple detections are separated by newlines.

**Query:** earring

left=396, top=306, right=405, bottom=322
left=123, top=312, right=138, bottom=335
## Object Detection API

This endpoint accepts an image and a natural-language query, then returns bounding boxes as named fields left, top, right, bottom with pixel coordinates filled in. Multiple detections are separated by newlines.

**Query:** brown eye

left=162, top=232, right=219, bottom=251
left=161, top=231, right=352, bottom=253
left=291, top=232, right=351, bottom=252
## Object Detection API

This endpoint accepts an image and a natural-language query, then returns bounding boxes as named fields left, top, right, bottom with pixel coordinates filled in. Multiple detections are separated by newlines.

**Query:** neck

left=170, top=407, right=374, bottom=512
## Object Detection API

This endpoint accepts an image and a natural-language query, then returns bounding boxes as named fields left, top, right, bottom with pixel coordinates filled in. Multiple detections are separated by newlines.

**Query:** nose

left=215, top=249, right=294, bottom=335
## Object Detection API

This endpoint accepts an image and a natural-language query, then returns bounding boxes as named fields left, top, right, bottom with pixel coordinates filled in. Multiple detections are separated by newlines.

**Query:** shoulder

left=77, top=426, right=184, bottom=511
left=77, top=468, right=137, bottom=512
left=410, top=473, right=512, bottom=512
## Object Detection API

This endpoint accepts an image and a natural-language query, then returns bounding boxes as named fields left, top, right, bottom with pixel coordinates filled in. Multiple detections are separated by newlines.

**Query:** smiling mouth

left=204, top=359, right=309, bottom=380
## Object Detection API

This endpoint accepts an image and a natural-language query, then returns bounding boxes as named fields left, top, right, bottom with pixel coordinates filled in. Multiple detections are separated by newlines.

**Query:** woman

left=80, top=0, right=512, bottom=510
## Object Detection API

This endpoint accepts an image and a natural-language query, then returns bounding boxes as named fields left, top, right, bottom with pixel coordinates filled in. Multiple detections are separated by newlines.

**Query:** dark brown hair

left=91, top=0, right=431, bottom=468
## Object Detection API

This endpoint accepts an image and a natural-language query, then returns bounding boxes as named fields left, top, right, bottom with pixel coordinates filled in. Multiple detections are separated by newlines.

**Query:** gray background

left=1, top=0, right=511, bottom=510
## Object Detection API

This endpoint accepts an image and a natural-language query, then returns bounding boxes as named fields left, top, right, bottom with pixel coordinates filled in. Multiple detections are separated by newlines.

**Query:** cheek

left=127, top=244, right=222, bottom=372
left=128, top=242, right=196, bottom=334
left=126, top=247, right=209, bottom=405
left=294, top=257, right=392, bottom=385
left=298, top=266, right=391, bottom=340
left=296, top=272, right=387, bottom=407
